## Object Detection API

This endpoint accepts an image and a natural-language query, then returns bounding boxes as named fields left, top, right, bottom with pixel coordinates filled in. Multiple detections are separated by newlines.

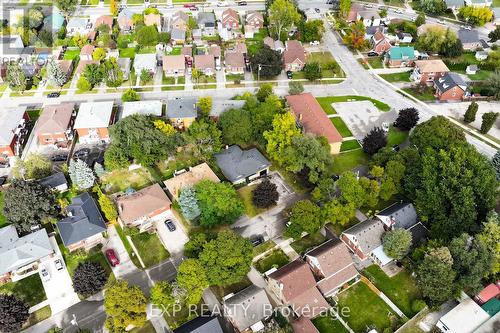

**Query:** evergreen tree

left=178, top=187, right=201, bottom=220
left=69, top=159, right=95, bottom=190
left=480, top=112, right=499, bottom=134
left=463, top=102, right=478, bottom=123
left=47, top=59, right=67, bottom=87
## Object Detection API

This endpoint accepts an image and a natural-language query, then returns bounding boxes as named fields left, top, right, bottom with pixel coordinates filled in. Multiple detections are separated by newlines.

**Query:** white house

left=436, top=293, right=490, bottom=333
left=66, top=18, right=92, bottom=36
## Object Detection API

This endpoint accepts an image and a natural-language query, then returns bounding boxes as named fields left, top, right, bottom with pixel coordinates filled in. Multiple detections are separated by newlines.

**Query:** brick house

left=94, top=15, right=113, bottom=31
left=341, top=218, right=386, bottom=263
left=434, top=73, right=468, bottom=101
left=0, top=106, right=29, bottom=157
left=35, top=103, right=75, bottom=146
left=224, top=51, right=245, bottom=74
left=245, top=11, right=264, bottom=29
left=194, top=54, right=215, bottom=75
left=162, top=55, right=186, bottom=76
left=371, top=31, right=392, bottom=55
left=73, top=101, right=114, bottom=144
left=411, top=59, right=450, bottom=84
left=283, top=40, right=306, bottom=72
left=221, top=8, right=239, bottom=29
left=80, top=44, right=95, bottom=61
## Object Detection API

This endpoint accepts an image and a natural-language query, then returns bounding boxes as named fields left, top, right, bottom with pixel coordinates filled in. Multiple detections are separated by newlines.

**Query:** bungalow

left=163, top=55, right=186, bottom=76
left=223, top=285, right=272, bottom=332
left=436, top=293, right=491, bottom=333
left=57, top=193, right=107, bottom=252
left=80, top=44, right=95, bottom=61
left=117, top=57, right=131, bottom=80
left=171, top=28, right=186, bottom=44
left=341, top=218, right=388, bottom=264
left=173, top=316, right=225, bottom=333
left=0, top=226, right=54, bottom=283
left=66, top=18, right=92, bottom=37
left=197, top=12, right=216, bottom=36
left=458, top=29, right=482, bottom=51
left=305, top=239, right=360, bottom=296
left=386, top=46, right=415, bottom=67
left=116, top=183, right=172, bottom=232
left=221, top=8, right=240, bottom=29
left=209, top=99, right=246, bottom=119
left=214, top=145, right=270, bottom=184
left=134, top=53, right=157, bottom=75
left=268, top=260, right=330, bottom=318
left=0, top=106, right=29, bottom=157
left=397, top=32, right=413, bottom=44
left=118, top=8, right=134, bottom=32
left=194, top=54, right=215, bottom=76
left=35, top=103, right=75, bottom=147
left=410, top=59, right=450, bottom=84
left=73, top=101, right=114, bottom=144
left=94, top=15, right=113, bottom=31
left=246, top=11, right=264, bottom=29
left=286, top=93, right=343, bottom=154
left=371, top=31, right=392, bottom=55
left=171, top=11, right=189, bottom=31
left=224, top=51, right=245, bottom=74
left=75, top=60, right=100, bottom=78
left=434, top=72, right=468, bottom=101
left=166, top=98, right=197, bottom=129
left=145, top=13, right=162, bottom=31
left=163, top=162, right=220, bottom=200
left=121, top=100, right=162, bottom=119
left=39, top=172, right=69, bottom=192
left=283, top=40, right=306, bottom=72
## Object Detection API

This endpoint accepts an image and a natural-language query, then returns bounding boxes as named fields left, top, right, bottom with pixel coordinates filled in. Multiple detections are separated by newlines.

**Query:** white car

left=382, top=122, right=389, bottom=132
left=310, top=41, right=320, bottom=46
left=54, top=259, right=64, bottom=271
left=40, top=268, right=50, bottom=282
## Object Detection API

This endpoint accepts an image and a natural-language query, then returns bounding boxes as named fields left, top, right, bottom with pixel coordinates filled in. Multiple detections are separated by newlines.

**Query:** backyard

left=312, top=314, right=350, bottom=333
left=290, top=232, right=327, bottom=255
left=0, top=274, right=47, bottom=306
left=0, top=191, right=6, bottom=227
left=363, top=265, right=423, bottom=318
left=332, top=150, right=369, bottom=175
left=130, top=231, right=170, bottom=268
left=253, top=240, right=276, bottom=257
left=337, top=282, right=399, bottom=333
left=100, top=167, right=158, bottom=194
left=254, top=249, right=290, bottom=273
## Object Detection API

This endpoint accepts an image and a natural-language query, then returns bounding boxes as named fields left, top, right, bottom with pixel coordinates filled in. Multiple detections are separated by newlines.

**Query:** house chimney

left=299, top=113, right=303, bottom=121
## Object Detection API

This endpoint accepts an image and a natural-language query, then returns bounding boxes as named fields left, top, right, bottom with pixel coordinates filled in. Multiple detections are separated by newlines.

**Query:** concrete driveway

left=40, top=237, right=80, bottom=314
left=102, top=225, right=138, bottom=278
left=154, top=213, right=189, bottom=258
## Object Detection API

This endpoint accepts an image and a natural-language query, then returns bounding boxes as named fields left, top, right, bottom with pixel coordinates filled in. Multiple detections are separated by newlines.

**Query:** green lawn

left=366, top=57, right=384, bottom=69
left=330, top=117, right=353, bottom=137
left=0, top=274, right=47, bottom=306
left=337, top=282, right=398, bottom=333
left=226, top=74, right=244, bottom=83
left=25, top=305, right=51, bottom=329
left=100, top=167, right=157, bottom=194
left=59, top=243, right=111, bottom=277
left=290, top=232, right=327, bottom=255
left=253, top=240, right=276, bottom=257
left=307, top=52, right=345, bottom=78
left=63, top=49, right=80, bottom=60
left=467, top=70, right=493, bottom=81
left=115, top=226, right=143, bottom=269
left=340, top=140, right=361, bottom=152
left=238, top=185, right=266, bottom=217
left=255, top=249, right=290, bottom=273
left=402, top=87, right=435, bottom=101
left=0, top=192, right=7, bottom=227
left=387, top=126, right=409, bottom=146
left=363, top=265, right=423, bottom=318
left=380, top=72, right=411, bottom=82
left=194, top=75, right=216, bottom=89
left=130, top=232, right=170, bottom=268
left=332, top=150, right=369, bottom=174
left=119, top=48, right=136, bottom=59
left=137, top=46, right=156, bottom=54
left=317, top=97, right=337, bottom=114
left=312, top=314, right=350, bottom=333
left=317, top=96, right=390, bottom=112
left=162, top=75, right=184, bottom=91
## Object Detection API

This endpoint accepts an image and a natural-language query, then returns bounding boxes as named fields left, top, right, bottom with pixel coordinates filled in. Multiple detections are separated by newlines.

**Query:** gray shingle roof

left=39, top=172, right=68, bottom=190
left=458, top=29, right=479, bottom=44
left=375, top=202, right=418, bottom=229
left=197, top=12, right=216, bottom=27
left=434, top=72, right=467, bottom=93
left=173, top=316, right=224, bottom=333
left=57, top=193, right=107, bottom=247
left=171, top=28, right=186, bottom=40
left=342, top=218, right=385, bottom=254
left=0, top=106, right=27, bottom=146
left=215, top=145, right=271, bottom=183
left=166, top=98, right=198, bottom=118
left=223, top=285, right=271, bottom=331
left=209, top=100, right=245, bottom=117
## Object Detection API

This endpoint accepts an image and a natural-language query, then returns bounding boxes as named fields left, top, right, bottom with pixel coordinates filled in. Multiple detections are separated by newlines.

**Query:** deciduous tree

left=250, top=46, right=283, bottom=78
left=458, top=6, right=493, bottom=26
left=184, top=119, right=222, bottom=160
left=104, top=280, right=147, bottom=332
left=362, top=127, right=387, bottom=155
left=382, top=229, right=412, bottom=259
left=122, top=89, right=140, bottom=102
left=268, top=0, right=301, bottom=40
left=417, top=247, right=456, bottom=305
left=76, top=76, right=92, bottom=91
left=395, top=108, right=419, bottom=131
left=288, top=81, right=304, bottom=95
left=488, top=26, right=500, bottom=42
left=14, top=153, right=52, bottom=180
left=0, top=294, right=29, bottom=333
left=477, top=213, right=500, bottom=276
left=252, top=179, right=279, bottom=208
left=337, top=171, right=365, bottom=208
left=492, top=150, right=500, bottom=180
left=55, top=0, right=78, bottom=16
left=102, top=58, right=124, bottom=88
left=73, top=262, right=108, bottom=297
left=343, top=21, right=368, bottom=50
left=6, top=63, right=26, bottom=92
left=299, top=20, right=325, bottom=43
left=264, top=112, right=301, bottom=166
left=285, top=200, right=323, bottom=239
left=256, top=84, right=274, bottom=102
left=410, top=116, right=465, bottom=150
left=339, top=0, right=351, bottom=17
left=92, top=48, right=107, bottom=61
left=136, top=25, right=159, bottom=46
left=83, top=63, right=104, bottom=87
left=420, top=0, right=446, bottom=15
left=197, top=97, right=212, bottom=116
left=95, top=187, right=118, bottom=221
left=218, top=108, right=254, bottom=146
left=303, top=62, right=322, bottom=81
left=176, top=259, right=208, bottom=304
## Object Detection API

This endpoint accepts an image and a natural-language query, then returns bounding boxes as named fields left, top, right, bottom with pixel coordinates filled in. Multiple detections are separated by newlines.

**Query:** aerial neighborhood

left=0, top=0, right=499, bottom=333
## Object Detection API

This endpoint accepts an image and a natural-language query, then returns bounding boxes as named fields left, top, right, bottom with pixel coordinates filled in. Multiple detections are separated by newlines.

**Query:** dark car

left=165, top=219, right=176, bottom=232
left=105, top=249, right=120, bottom=267
left=250, top=236, right=264, bottom=247
left=392, top=144, right=400, bottom=152
left=0, top=176, right=7, bottom=186
left=237, top=1, right=247, bottom=5
left=51, top=154, right=68, bottom=162
left=286, top=71, right=293, bottom=79
left=74, top=148, right=90, bottom=160
left=47, top=92, right=60, bottom=98
left=0, top=161, right=10, bottom=168
left=315, top=8, right=320, bottom=13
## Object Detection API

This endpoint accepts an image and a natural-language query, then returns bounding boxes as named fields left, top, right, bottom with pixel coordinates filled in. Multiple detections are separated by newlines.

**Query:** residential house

left=0, top=35, right=24, bottom=77
left=341, top=218, right=389, bottom=265
left=164, top=162, right=220, bottom=200
left=35, top=103, right=75, bottom=147
left=410, top=59, right=450, bottom=84
left=434, top=72, right=468, bottom=101
left=397, top=32, right=413, bottom=43
left=464, top=0, right=492, bottom=7
left=55, top=59, right=74, bottom=82
left=223, top=285, right=272, bottom=332
left=0, top=106, right=29, bottom=157
left=475, top=283, right=500, bottom=305
left=365, top=26, right=382, bottom=39
left=163, top=55, right=186, bottom=76
left=263, top=36, right=285, bottom=53
left=197, top=12, right=216, bottom=36
left=73, top=101, right=114, bottom=144
left=474, top=312, right=500, bottom=333
left=182, top=46, right=193, bottom=63
left=39, top=172, right=69, bottom=192
left=305, top=239, right=360, bottom=296
left=43, top=10, right=65, bottom=32
left=283, top=40, right=306, bottom=72
left=117, top=57, right=131, bottom=80
left=466, top=64, right=478, bottom=75
left=268, top=260, right=330, bottom=318
left=173, top=316, right=225, bottom=333
left=221, top=8, right=240, bottom=29
left=121, top=100, right=162, bottom=119
left=445, top=0, right=464, bottom=9
left=66, top=18, right=92, bottom=37
left=80, top=44, right=95, bottom=61
left=475, top=50, right=488, bottom=61
left=0, top=226, right=54, bottom=283
left=171, top=11, right=189, bottom=31
left=134, top=53, right=157, bottom=75
left=209, top=44, right=221, bottom=59
left=386, top=46, right=415, bottom=67
left=116, top=183, right=172, bottom=232
left=194, top=54, right=215, bottom=75
left=371, top=31, right=392, bottom=55
left=348, top=4, right=381, bottom=26
left=224, top=51, right=245, bottom=74
left=209, top=99, right=246, bottom=119
left=57, top=193, right=107, bottom=252
left=145, top=13, right=162, bottom=31
left=166, top=98, right=198, bottom=129
left=291, top=317, right=320, bottom=333
left=214, top=145, right=270, bottom=184
left=416, top=23, right=444, bottom=37
left=286, top=93, right=343, bottom=154
left=244, top=24, right=258, bottom=38
left=458, top=29, right=482, bottom=51
left=192, top=29, right=202, bottom=43
left=436, top=293, right=491, bottom=333
left=246, top=11, right=264, bottom=29
left=376, top=202, right=418, bottom=230
left=75, top=60, right=100, bottom=78
left=118, top=8, right=134, bottom=32
left=94, top=15, right=113, bottom=31
left=171, top=28, right=186, bottom=44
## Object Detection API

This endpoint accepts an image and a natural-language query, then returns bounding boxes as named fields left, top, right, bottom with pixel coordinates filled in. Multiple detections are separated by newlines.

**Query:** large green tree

left=285, top=200, right=323, bottom=239
left=14, top=153, right=52, bottom=180
left=477, top=213, right=500, bottom=276
left=183, top=119, right=222, bottom=161
left=268, top=0, right=301, bottom=39
left=55, top=0, right=78, bottom=16
left=0, top=294, right=29, bottom=333
left=6, top=63, right=26, bottom=92
left=176, top=259, right=208, bottom=305
left=417, top=247, right=456, bottom=305
left=337, top=171, right=366, bottom=208
left=382, top=229, right=412, bottom=259
left=218, top=108, right=254, bottom=146
left=104, top=280, right=147, bottom=332
left=410, top=116, right=465, bottom=151
left=264, top=112, right=301, bottom=166
left=250, top=45, right=283, bottom=78
left=420, top=0, right=446, bottom=15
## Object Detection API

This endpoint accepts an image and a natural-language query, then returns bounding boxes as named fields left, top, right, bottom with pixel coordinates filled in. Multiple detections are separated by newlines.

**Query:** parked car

left=0, top=161, right=9, bottom=168
left=105, top=249, right=120, bottom=267
left=0, top=176, right=7, bottom=186
left=310, top=40, right=320, bottom=46
left=286, top=71, right=293, bottom=79
left=165, top=219, right=176, bottom=232
left=382, top=122, right=389, bottom=132
left=74, top=148, right=90, bottom=160
left=314, top=8, right=320, bottom=13
left=250, top=236, right=264, bottom=246
left=51, top=153, right=68, bottom=162
left=47, top=92, right=60, bottom=98
left=41, top=268, right=50, bottom=282
left=237, top=1, right=247, bottom=5
left=54, top=259, right=64, bottom=271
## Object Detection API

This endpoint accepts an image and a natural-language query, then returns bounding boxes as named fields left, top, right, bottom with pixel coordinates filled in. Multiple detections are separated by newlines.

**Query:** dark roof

left=434, top=72, right=467, bottom=93
left=223, top=285, right=271, bottom=331
left=375, top=202, right=418, bottom=229
left=174, top=316, right=225, bottom=333
left=166, top=98, right=198, bottom=119
left=408, top=222, right=428, bottom=246
left=458, top=29, right=479, bottom=44
left=57, top=192, right=107, bottom=247
left=214, top=145, right=271, bottom=183
left=39, top=172, right=68, bottom=190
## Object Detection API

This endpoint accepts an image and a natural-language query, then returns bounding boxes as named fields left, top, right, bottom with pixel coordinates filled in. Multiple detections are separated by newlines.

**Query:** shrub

left=480, top=112, right=499, bottom=134
left=412, top=299, right=427, bottom=313
left=463, top=102, right=478, bottom=123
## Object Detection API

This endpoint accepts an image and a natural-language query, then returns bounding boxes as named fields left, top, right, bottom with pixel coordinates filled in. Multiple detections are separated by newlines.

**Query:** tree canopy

left=104, top=280, right=147, bottom=332
left=73, top=262, right=109, bottom=297
left=250, top=46, right=283, bottom=78
left=268, top=0, right=301, bottom=40
left=285, top=200, right=323, bottom=239
left=0, top=294, right=29, bottom=333
left=417, top=247, right=456, bottom=305
left=382, top=229, right=412, bottom=259
left=176, top=259, right=208, bottom=305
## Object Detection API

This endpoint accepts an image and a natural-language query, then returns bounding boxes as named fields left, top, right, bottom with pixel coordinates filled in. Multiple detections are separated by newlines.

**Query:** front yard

left=308, top=52, right=345, bottom=78
left=253, top=240, right=276, bottom=257
left=402, top=86, right=435, bottom=101
left=380, top=72, right=411, bottom=82
left=194, top=75, right=216, bottom=89
left=290, top=232, right=327, bottom=255
left=58, top=243, right=111, bottom=277
left=254, top=249, right=290, bottom=273
left=162, top=75, right=185, bottom=91
left=330, top=117, right=353, bottom=137
left=0, top=274, right=47, bottom=306
left=238, top=184, right=266, bottom=217
left=366, top=57, right=385, bottom=69
left=130, top=231, right=170, bottom=268
left=337, top=282, right=399, bottom=333
left=340, top=140, right=361, bottom=152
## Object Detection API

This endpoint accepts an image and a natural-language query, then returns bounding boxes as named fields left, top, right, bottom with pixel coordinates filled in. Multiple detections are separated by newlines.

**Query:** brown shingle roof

left=286, top=93, right=342, bottom=144
left=163, top=163, right=220, bottom=200
left=162, top=55, right=186, bottom=72
left=181, top=46, right=192, bottom=58
left=222, top=8, right=239, bottom=24
left=224, top=51, right=245, bottom=68
left=246, top=11, right=264, bottom=24
left=56, top=59, right=73, bottom=76
left=291, top=316, right=320, bottom=333
left=415, top=59, right=449, bottom=73
left=36, top=103, right=74, bottom=135
left=95, top=15, right=113, bottom=29
left=289, top=286, right=330, bottom=318
left=283, top=40, right=305, bottom=66
left=306, top=239, right=355, bottom=277
left=263, top=36, right=274, bottom=49
left=116, top=183, right=171, bottom=224
left=194, top=54, right=215, bottom=70
left=317, top=265, right=359, bottom=296
left=209, top=44, right=221, bottom=58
